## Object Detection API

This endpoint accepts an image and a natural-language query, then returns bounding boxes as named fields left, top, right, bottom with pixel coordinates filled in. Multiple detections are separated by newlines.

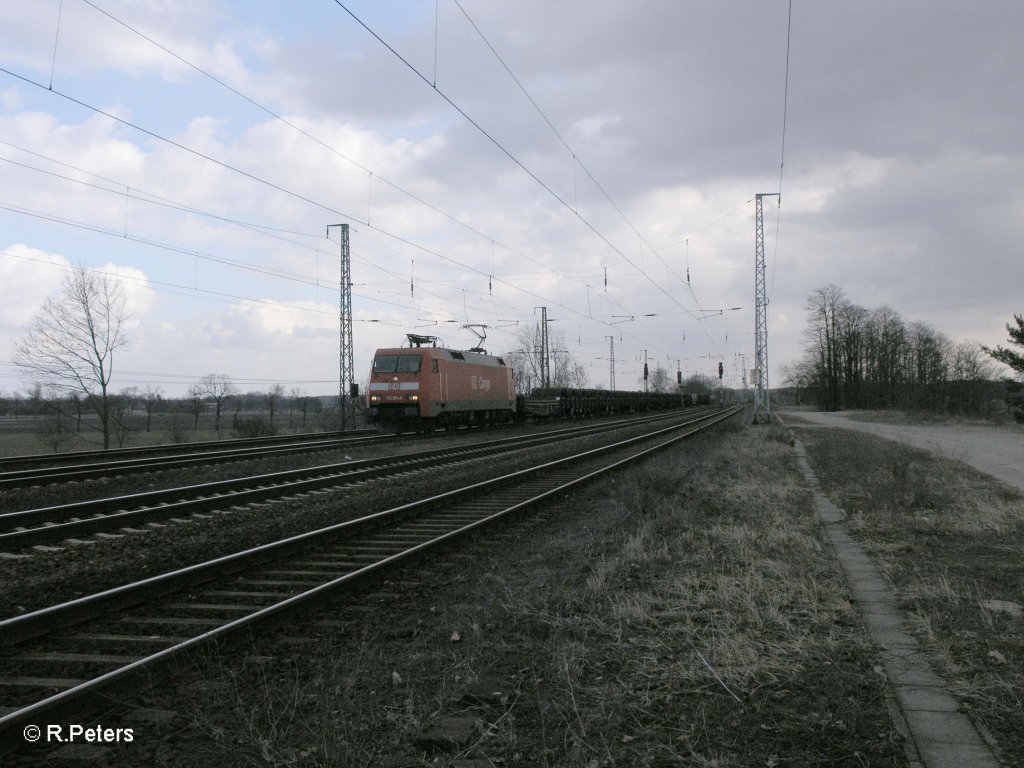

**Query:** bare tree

left=142, top=384, right=163, bottom=432
left=198, top=373, right=237, bottom=431
left=803, top=284, right=847, bottom=411
left=265, top=383, right=285, bottom=427
left=648, top=365, right=672, bottom=393
left=110, top=386, right=143, bottom=448
left=186, top=383, right=206, bottom=430
left=950, top=341, right=997, bottom=416
left=504, top=323, right=588, bottom=393
left=779, top=359, right=815, bottom=405
left=14, top=265, right=130, bottom=449
left=289, top=386, right=309, bottom=428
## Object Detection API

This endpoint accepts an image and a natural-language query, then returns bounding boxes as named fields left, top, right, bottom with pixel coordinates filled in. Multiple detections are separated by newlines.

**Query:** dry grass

left=793, top=424, right=1024, bottom=765
left=137, top=422, right=905, bottom=767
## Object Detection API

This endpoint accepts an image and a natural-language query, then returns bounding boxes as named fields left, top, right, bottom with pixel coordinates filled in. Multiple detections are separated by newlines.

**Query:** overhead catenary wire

left=450, top=0, right=692, bottom=289
left=0, top=157, right=653, bottom=354
left=330, top=0, right=703, bottom=325
left=74, top=0, right=620, bottom=311
left=0, top=68, right=665, bottom=354
left=769, top=0, right=793, bottom=300
left=0, top=4, right=764, bottom=374
left=58, top=0, right=753, bottom=364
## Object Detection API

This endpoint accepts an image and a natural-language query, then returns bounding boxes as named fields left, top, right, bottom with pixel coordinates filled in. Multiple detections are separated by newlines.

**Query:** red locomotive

left=367, top=334, right=516, bottom=432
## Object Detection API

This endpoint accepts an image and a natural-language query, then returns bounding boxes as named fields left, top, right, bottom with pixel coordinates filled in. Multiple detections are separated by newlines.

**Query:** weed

left=793, top=423, right=1024, bottom=764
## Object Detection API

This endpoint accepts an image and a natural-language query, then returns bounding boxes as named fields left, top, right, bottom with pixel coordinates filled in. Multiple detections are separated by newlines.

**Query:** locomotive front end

left=366, top=349, right=430, bottom=430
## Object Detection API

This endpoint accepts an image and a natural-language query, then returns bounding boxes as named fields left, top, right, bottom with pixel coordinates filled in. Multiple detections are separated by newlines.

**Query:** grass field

left=126, top=419, right=909, bottom=767
left=790, top=422, right=1024, bottom=766
left=0, top=423, right=322, bottom=458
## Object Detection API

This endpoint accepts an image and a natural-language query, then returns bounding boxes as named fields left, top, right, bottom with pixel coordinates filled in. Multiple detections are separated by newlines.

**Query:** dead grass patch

left=793, top=424, right=1024, bottom=765
left=139, top=423, right=904, bottom=767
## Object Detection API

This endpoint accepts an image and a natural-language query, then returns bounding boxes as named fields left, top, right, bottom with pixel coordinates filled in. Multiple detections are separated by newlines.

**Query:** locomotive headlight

left=407, top=394, right=419, bottom=401
left=370, top=395, right=381, bottom=402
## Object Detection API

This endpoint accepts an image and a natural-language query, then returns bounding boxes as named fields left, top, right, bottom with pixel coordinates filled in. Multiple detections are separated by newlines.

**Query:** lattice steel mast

left=535, top=306, right=550, bottom=388
left=753, top=193, right=778, bottom=424
left=328, top=223, right=355, bottom=431
left=606, top=335, right=616, bottom=390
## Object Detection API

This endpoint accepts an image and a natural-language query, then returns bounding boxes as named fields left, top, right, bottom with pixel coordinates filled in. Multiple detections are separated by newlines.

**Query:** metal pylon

left=753, top=193, right=778, bottom=424
left=606, top=335, right=615, bottom=390
left=535, top=306, right=550, bottom=388
left=329, top=224, right=355, bottom=431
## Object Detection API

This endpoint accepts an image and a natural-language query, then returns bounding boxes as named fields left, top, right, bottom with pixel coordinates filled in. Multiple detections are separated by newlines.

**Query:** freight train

left=367, top=334, right=695, bottom=432
left=521, top=388, right=684, bottom=419
left=367, top=334, right=516, bottom=432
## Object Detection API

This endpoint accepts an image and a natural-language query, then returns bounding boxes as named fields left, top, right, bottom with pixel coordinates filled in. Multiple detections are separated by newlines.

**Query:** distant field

left=0, top=414, right=329, bottom=458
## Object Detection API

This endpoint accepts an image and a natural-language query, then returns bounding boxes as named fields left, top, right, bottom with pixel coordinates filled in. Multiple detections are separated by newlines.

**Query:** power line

left=0, top=142, right=325, bottom=242
left=0, top=247, right=413, bottom=321
left=74, top=0, right=622, bottom=313
left=0, top=12, right=727, bottom=366
left=769, top=0, right=793, bottom=300
left=1, top=63, right=670, bottom=351
left=0, top=70, right=620, bottom=340
left=330, top=0, right=702, bottom=324
left=450, top=0, right=691, bottom=287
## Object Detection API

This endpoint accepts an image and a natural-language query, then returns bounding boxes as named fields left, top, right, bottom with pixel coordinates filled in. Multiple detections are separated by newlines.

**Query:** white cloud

left=1, top=1, right=1021, bottom=396
left=0, top=244, right=70, bottom=329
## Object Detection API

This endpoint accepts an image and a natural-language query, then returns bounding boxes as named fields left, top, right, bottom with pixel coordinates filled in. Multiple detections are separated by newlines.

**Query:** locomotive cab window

left=397, top=355, right=422, bottom=373
left=373, top=355, right=399, bottom=374
left=373, top=355, right=422, bottom=374
left=431, top=359, right=438, bottom=373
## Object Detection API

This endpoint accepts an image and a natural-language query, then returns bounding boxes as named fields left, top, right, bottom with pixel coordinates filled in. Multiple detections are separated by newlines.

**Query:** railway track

left=0, top=406, right=741, bottom=752
left=0, top=409, right=717, bottom=552
left=0, top=430, right=391, bottom=489
left=0, top=428, right=380, bottom=470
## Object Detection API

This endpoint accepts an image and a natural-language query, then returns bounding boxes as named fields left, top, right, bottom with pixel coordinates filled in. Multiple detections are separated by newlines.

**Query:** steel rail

left=0, top=432, right=392, bottom=489
left=0, top=429, right=380, bottom=471
left=0, top=409, right=716, bottom=550
left=0, top=406, right=741, bottom=745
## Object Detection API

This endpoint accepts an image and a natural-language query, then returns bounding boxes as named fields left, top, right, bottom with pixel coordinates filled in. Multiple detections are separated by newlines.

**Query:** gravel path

left=782, top=410, right=1024, bottom=494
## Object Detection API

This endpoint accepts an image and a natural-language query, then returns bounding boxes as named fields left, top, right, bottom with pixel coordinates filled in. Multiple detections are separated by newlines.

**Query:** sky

left=1, top=0, right=1021, bottom=398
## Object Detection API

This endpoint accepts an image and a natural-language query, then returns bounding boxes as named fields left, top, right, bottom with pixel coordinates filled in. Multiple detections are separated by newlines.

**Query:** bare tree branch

left=14, top=265, right=130, bottom=449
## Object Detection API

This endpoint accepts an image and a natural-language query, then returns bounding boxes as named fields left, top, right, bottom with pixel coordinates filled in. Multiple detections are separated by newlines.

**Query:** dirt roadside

left=781, top=410, right=1024, bottom=494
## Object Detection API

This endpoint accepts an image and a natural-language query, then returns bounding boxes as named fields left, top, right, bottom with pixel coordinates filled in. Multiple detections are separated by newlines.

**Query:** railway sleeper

left=119, top=616, right=223, bottom=627
left=200, top=593, right=294, bottom=606
left=59, top=633, right=188, bottom=647
left=161, top=604, right=255, bottom=613
left=16, top=652, right=140, bottom=666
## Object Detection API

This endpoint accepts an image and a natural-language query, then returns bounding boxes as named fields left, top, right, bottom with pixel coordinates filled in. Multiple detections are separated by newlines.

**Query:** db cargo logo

left=471, top=376, right=491, bottom=391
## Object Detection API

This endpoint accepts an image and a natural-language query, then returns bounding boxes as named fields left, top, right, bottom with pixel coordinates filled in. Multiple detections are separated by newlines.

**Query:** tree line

left=784, top=285, right=1020, bottom=419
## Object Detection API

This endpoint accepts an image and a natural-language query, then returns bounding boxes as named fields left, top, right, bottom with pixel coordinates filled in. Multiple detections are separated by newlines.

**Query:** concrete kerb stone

left=896, top=686, right=961, bottom=713
left=784, top=429, right=1002, bottom=768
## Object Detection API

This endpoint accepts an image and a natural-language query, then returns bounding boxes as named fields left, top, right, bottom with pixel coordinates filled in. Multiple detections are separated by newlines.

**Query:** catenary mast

left=753, top=193, right=778, bottom=424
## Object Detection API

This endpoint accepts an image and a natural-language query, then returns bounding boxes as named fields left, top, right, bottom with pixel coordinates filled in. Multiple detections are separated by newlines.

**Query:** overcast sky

left=1, top=0, right=1021, bottom=397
